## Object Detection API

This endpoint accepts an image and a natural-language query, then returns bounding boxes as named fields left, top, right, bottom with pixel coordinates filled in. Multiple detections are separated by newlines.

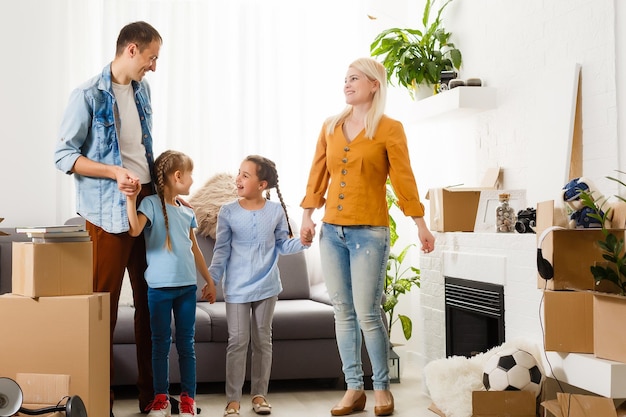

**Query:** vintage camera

left=515, top=208, right=536, bottom=234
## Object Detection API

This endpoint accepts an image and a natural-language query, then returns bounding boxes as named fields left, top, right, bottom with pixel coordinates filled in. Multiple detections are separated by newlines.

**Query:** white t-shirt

left=112, top=82, right=151, bottom=183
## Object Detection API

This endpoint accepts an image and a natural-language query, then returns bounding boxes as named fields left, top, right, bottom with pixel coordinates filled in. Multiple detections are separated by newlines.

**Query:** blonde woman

left=300, top=57, right=435, bottom=416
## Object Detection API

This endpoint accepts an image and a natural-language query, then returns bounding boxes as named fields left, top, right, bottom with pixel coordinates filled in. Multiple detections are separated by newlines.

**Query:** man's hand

left=115, top=168, right=141, bottom=196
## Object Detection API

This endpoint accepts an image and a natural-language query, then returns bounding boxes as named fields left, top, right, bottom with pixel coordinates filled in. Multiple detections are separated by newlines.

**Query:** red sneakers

left=145, top=394, right=171, bottom=417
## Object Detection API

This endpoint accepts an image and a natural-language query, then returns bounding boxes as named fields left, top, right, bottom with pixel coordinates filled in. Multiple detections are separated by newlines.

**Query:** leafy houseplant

left=576, top=172, right=626, bottom=295
left=370, top=0, right=462, bottom=100
left=384, top=181, right=421, bottom=341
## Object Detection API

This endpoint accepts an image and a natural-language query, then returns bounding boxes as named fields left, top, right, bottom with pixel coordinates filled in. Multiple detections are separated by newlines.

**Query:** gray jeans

left=225, top=296, right=277, bottom=402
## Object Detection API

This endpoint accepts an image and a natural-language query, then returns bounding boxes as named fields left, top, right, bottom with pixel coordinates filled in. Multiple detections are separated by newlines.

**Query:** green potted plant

left=576, top=171, right=626, bottom=295
left=370, top=0, right=463, bottom=100
left=384, top=181, right=421, bottom=341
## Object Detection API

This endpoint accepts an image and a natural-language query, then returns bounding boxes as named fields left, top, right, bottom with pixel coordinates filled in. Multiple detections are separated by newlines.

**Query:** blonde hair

left=245, top=155, right=294, bottom=238
left=153, top=150, right=194, bottom=251
left=325, top=57, right=388, bottom=139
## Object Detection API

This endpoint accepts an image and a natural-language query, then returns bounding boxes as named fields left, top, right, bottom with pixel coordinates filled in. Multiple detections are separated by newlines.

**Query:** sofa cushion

left=113, top=305, right=213, bottom=344
left=196, top=298, right=336, bottom=342
left=196, top=301, right=228, bottom=342
left=275, top=252, right=310, bottom=300
left=271, top=299, right=336, bottom=340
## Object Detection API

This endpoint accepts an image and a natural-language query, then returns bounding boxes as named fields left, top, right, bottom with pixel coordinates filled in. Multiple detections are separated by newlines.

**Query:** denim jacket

left=54, top=63, right=156, bottom=234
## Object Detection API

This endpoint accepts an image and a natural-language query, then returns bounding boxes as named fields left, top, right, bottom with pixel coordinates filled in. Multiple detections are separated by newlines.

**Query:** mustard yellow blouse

left=300, top=115, right=425, bottom=227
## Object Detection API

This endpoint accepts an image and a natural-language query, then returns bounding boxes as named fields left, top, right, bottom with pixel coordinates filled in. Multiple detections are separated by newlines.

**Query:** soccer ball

left=482, top=348, right=543, bottom=397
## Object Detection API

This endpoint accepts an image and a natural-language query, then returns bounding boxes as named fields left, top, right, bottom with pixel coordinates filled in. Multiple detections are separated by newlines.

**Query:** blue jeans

left=319, top=223, right=391, bottom=391
left=148, top=285, right=197, bottom=398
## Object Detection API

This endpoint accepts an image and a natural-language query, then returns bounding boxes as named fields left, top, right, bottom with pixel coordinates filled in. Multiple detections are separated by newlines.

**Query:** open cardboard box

left=428, top=391, right=538, bottom=417
left=472, top=391, right=537, bottom=417
left=535, top=200, right=625, bottom=290
left=0, top=293, right=110, bottom=417
left=542, top=392, right=624, bottom=417
left=426, top=167, right=501, bottom=232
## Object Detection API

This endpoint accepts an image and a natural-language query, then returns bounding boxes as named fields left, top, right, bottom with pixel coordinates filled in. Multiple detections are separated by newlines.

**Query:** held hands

left=201, top=281, right=217, bottom=304
left=116, top=167, right=141, bottom=196
left=300, top=217, right=316, bottom=246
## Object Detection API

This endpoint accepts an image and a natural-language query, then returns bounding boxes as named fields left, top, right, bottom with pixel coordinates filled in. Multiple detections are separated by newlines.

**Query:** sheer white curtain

left=59, top=0, right=372, bottom=220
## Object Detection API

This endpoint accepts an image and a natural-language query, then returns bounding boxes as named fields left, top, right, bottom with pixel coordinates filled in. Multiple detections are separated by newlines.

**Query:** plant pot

left=414, top=84, right=436, bottom=100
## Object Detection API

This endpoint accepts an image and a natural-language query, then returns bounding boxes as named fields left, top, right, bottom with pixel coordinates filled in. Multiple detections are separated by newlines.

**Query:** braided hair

left=245, top=155, right=293, bottom=238
left=153, top=150, right=194, bottom=251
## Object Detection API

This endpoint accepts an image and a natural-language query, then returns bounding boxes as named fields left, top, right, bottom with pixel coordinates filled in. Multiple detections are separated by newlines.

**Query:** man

left=54, top=21, right=162, bottom=416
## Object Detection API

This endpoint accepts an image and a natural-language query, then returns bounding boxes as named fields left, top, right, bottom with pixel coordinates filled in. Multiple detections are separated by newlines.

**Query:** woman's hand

left=413, top=216, right=435, bottom=253
left=300, top=208, right=316, bottom=246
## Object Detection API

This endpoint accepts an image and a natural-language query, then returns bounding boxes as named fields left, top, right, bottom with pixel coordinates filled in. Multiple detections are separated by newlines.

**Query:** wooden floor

left=112, top=353, right=435, bottom=417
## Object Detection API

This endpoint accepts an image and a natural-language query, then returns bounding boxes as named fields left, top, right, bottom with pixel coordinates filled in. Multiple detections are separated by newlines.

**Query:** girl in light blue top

left=127, top=150, right=217, bottom=417
left=209, top=155, right=312, bottom=416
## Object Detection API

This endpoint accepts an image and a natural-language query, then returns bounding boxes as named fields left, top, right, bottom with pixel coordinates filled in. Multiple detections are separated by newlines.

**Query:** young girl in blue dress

left=209, top=155, right=312, bottom=416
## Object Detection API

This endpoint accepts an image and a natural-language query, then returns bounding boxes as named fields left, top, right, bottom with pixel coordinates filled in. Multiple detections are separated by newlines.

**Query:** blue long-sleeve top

left=208, top=199, right=308, bottom=303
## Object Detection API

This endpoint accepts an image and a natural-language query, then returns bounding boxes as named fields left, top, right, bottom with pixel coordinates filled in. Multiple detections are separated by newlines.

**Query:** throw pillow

left=189, top=172, right=237, bottom=239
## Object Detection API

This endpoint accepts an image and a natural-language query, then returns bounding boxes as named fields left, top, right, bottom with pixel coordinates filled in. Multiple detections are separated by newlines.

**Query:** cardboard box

left=543, top=290, right=594, bottom=353
left=471, top=391, right=537, bottom=417
left=12, top=241, right=93, bottom=297
left=593, top=292, right=626, bottom=363
left=427, top=167, right=501, bottom=232
left=536, top=200, right=625, bottom=290
left=0, top=293, right=109, bottom=417
left=542, top=392, right=619, bottom=417
left=426, top=187, right=483, bottom=232
left=16, top=373, right=70, bottom=417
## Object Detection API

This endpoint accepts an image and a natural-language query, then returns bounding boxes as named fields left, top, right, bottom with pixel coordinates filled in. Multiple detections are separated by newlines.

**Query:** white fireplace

left=418, top=231, right=540, bottom=365
left=416, top=231, right=626, bottom=398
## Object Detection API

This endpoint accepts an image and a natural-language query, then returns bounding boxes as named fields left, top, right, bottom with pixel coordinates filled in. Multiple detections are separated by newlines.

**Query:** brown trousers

left=86, top=184, right=154, bottom=410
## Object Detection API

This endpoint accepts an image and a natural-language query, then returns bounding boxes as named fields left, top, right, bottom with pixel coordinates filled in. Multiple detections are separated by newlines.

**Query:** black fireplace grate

left=444, top=277, right=505, bottom=357
left=445, top=282, right=503, bottom=318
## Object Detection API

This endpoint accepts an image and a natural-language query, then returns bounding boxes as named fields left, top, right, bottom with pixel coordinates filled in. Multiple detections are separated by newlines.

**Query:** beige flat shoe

left=224, top=401, right=240, bottom=416
left=252, top=395, right=272, bottom=415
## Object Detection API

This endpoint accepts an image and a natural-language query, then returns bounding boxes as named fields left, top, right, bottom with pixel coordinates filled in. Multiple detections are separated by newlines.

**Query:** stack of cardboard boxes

left=537, top=200, right=626, bottom=416
left=0, top=233, right=109, bottom=417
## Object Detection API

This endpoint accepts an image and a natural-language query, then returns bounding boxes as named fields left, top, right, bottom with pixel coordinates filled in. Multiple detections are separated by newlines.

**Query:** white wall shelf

left=546, top=352, right=626, bottom=398
left=415, top=86, right=497, bottom=121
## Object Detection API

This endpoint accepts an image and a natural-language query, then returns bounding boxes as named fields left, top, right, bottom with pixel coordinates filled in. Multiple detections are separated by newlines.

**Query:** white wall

left=0, top=1, right=71, bottom=227
left=371, top=0, right=624, bottom=363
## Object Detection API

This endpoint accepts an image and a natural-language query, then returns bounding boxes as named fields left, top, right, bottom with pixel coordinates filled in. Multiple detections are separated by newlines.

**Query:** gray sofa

left=0, top=226, right=372, bottom=387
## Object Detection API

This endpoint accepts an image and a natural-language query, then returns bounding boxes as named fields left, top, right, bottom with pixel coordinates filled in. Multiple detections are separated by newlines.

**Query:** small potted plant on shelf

left=385, top=181, right=421, bottom=341
left=576, top=171, right=626, bottom=295
left=370, top=0, right=463, bottom=100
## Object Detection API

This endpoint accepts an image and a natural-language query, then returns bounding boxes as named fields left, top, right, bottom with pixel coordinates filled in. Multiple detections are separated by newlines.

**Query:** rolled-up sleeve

left=300, top=125, right=330, bottom=209
left=54, top=88, right=91, bottom=175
